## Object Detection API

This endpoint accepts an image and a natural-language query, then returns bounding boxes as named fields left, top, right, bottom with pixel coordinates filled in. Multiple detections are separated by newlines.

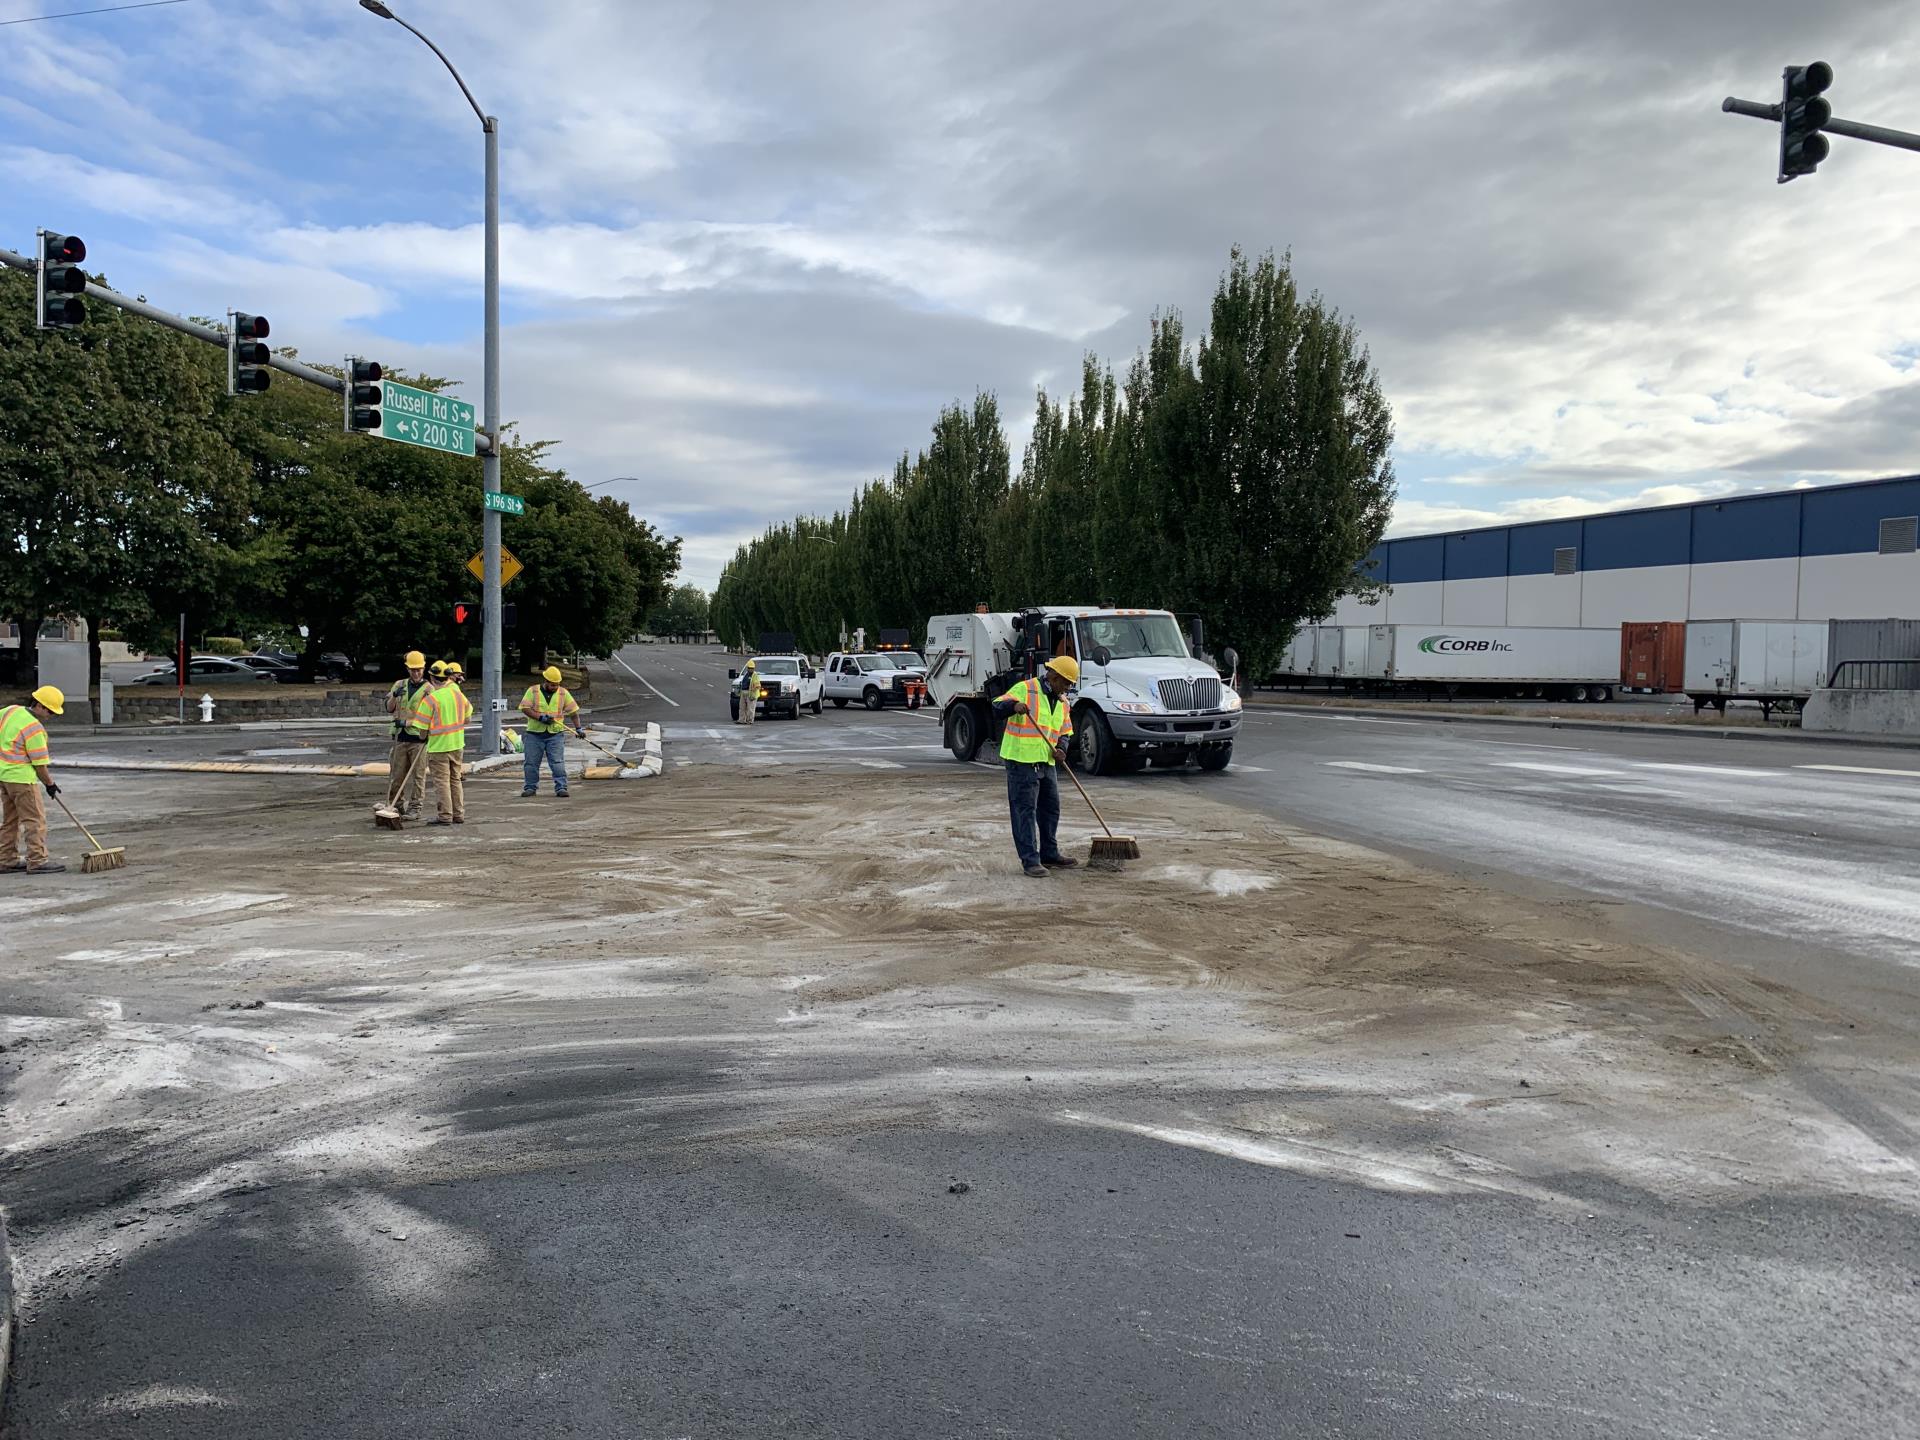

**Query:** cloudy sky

left=6, top=0, right=1917, bottom=587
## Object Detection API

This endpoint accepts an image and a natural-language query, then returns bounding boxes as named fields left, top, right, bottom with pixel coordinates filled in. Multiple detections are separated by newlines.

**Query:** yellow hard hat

left=1044, top=655, right=1080, bottom=684
left=446, top=662, right=464, bottom=677
left=430, top=661, right=449, bottom=678
left=541, top=665, right=563, bottom=684
left=31, top=684, right=65, bottom=716
left=404, top=650, right=426, bottom=669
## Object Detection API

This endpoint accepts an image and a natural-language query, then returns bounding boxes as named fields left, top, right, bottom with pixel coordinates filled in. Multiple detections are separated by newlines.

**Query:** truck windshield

left=755, top=658, right=800, bottom=676
left=880, top=653, right=924, bottom=668
left=1075, top=615, right=1188, bottom=661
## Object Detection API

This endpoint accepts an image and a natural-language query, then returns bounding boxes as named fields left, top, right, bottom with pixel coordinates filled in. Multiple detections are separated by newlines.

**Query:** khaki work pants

left=737, top=687, right=756, bottom=725
left=428, top=752, right=466, bottom=823
left=1, top=780, right=50, bottom=868
left=386, top=739, right=429, bottom=814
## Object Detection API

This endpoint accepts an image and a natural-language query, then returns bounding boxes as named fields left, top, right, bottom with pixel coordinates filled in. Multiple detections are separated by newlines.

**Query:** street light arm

left=383, top=8, right=489, bottom=129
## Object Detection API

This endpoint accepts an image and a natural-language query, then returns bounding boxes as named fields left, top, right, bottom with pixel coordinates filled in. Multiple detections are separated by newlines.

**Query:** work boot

left=518, top=790, right=536, bottom=798
left=26, top=863, right=67, bottom=874
left=1041, top=854, right=1080, bottom=869
left=1, top=862, right=25, bottom=873
left=426, top=818, right=453, bottom=827
left=1023, top=863, right=1050, bottom=879
left=555, top=790, right=571, bottom=799
left=452, top=818, right=466, bottom=825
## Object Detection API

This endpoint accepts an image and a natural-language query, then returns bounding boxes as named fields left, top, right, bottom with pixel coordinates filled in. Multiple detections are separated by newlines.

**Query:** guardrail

left=1827, top=658, right=1920, bottom=691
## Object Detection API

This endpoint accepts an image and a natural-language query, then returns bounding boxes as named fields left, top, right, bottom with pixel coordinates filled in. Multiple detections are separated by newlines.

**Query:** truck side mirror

left=727, top=668, right=739, bottom=680
left=1188, top=616, right=1206, bottom=652
left=1093, top=645, right=1112, bottom=668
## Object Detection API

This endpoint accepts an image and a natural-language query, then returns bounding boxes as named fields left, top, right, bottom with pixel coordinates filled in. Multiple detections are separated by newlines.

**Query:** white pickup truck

left=727, top=654, right=824, bottom=720
left=821, top=651, right=927, bottom=710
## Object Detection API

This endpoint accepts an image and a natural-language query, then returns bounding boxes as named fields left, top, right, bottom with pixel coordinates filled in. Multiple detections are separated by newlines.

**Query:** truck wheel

left=810, top=696, right=823, bottom=715
left=832, top=697, right=848, bottom=708
left=1572, top=685, right=1590, bottom=702
left=947, top=702, right=984, bottom=762
left=1075, top=707, right=1117, bottom=776
left=1593, top=685, right=1613, bottom=703
left=863, top=686, right=884, bottom=712
left=1196, top=745, right=1232, bottom=772
left=729, top=695, right=739, bottom=722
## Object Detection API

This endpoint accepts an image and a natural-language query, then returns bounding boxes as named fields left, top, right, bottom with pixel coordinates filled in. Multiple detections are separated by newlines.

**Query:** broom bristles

left=1088, top=834, right=1141, bottom=870
left=80, top=848, right=126, bottom=874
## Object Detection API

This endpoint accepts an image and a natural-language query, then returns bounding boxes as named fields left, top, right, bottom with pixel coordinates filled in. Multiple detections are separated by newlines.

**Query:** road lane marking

left=1324, top=761, right=1425, bottom=774
left=1631, top=762, right=1781, bottom=778
left=612, top=652, right=680, bottom=707
left=1496, top=761, right=1627, bottom=777
left=1794, top=764, right=1920, bottom=779
left=857, top=759, right=905, bottom=769
left=1254, top=711, right=1419, bottom=725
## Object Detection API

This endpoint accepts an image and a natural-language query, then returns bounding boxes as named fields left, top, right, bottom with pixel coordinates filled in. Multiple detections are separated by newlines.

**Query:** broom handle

left=1056, top=759, right=1117, bottom=839
left=49, top=791, right=109, bottom=852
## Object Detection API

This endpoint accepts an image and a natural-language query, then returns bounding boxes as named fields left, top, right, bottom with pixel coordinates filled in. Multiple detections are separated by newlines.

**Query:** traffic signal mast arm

left=1722, top=97, right=1920, bottom=155
left=0, top=244, right=497, bottom=454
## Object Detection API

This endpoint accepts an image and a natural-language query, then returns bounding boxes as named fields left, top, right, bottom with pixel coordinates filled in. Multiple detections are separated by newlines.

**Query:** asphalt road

left=8, top=641, right=1917, bottom=1439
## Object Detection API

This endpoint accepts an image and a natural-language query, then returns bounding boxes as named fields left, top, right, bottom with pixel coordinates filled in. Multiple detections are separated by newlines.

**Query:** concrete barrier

left=1801, top=688, right=1920, bottom=738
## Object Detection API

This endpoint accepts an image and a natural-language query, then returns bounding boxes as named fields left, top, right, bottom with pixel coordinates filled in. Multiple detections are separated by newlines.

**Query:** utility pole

left=360, top=0, right=505, bottom=753
left=1724, top=62, right=1920, bottom=180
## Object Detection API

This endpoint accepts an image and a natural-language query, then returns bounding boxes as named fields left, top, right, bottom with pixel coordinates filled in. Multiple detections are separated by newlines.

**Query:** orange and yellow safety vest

left=413, top=683, right=474, bottom=754
left=519, top=684, right=578, bottom=734
left=997, top=678, right=1072, bottom=765
left=0, top=704, right=51, bottom=784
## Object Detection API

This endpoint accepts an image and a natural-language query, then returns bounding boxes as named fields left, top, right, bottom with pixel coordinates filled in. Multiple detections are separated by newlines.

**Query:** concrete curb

left=61, top=754, right=517, bottom=778
left=1244, top=699, right=1920, bottom=751
left=584, top=722, right=665, bottom=780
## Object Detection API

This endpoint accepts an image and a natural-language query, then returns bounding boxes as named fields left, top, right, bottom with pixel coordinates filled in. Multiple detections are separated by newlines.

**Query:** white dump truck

left=923, top=606, right=1241, bottom=774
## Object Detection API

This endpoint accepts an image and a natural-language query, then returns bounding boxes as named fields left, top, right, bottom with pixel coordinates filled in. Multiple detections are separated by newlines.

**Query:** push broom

left=49, top=792, right=127, bottom=873
left=1058, top=760, right=1140, bottom=869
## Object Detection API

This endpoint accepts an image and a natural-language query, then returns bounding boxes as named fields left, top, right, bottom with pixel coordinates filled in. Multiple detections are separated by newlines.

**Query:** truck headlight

left=1111, top=700, right=1156, bottom=714
left=1221, top=688, right=1242, bottom=711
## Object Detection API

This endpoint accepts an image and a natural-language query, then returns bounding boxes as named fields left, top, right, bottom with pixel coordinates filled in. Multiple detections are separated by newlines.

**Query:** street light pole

left=360, top=0, right=504, bottom=752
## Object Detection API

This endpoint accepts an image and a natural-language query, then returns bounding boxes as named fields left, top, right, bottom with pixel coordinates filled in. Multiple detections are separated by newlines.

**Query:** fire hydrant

left=198, top=692, right=215, bottom=723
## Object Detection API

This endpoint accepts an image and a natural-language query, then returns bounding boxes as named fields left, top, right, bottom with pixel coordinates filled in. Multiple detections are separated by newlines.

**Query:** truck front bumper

left=1105, top=710, right=1240, bottom=748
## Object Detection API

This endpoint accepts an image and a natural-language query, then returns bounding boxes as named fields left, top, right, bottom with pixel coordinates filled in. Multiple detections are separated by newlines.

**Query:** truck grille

left=1156, top=678, right=1222, bottom=712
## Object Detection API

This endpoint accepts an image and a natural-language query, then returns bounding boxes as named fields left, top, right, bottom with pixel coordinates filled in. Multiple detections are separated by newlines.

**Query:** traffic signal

left=453, top=601, right=474, bottom=626
left=1779, top=62, right=1833, bottom=182
left=228, top=312, right=272, bottom=395
left=35, top=231, right=87, bottom=329
left=346, top=357, right=384, bottom=432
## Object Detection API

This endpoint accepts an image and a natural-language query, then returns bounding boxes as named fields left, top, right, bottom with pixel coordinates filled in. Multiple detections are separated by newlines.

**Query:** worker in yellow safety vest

left=517, top=664, right=583, bottom=797
left=993, top=655, right=1079, bottom=878
left=735, top=658, right=760, bottom=727
left=384, top=649, right=434, bottom=818
left=1, top=685, right=67, bottom=874
left=412, top=661, right=474, bottom=826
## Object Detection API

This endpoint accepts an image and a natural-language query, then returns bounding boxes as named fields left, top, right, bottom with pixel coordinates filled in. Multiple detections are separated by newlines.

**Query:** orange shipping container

left=1620, top=621, right=1686, bottom=693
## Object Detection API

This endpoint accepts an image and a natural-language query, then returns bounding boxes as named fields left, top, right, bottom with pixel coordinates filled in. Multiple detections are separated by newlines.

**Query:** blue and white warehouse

left=1331, top=475, right=1920, bottom=627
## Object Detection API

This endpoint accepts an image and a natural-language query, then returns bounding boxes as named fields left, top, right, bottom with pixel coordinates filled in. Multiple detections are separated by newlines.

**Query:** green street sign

left=483, top=491, right=525, bottom=515
left=378, top=379, right=476, bottom=456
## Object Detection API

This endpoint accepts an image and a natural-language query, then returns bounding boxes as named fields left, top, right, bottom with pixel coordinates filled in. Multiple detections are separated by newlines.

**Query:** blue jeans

left=1005, top=760, right=1062, bottom=868
left=523, top=730, right=568, bottom=793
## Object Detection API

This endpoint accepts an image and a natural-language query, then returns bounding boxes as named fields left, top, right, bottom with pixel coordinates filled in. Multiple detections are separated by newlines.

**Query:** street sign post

left=482, top=491, right=524, bottom=515
left=378, top=379, right=477, bottom=456
left=468, top=546, right=522, bottom=586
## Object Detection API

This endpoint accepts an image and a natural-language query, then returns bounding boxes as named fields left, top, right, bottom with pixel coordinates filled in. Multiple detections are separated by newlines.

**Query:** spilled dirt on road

left=4, top=763, right=1916, bottom=1313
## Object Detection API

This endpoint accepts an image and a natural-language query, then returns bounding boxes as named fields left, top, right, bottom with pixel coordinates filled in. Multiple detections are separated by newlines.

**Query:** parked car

left=130, top=655, right=277, bottom=686
left=726, top=654, right=822, bottom=720
left=237, top=655, right=303, bottom=683
left=822, top=651, right=926, bottom=710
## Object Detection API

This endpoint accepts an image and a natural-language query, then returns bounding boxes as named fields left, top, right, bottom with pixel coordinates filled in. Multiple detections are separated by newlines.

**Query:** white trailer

left=1310, top=626, right=1345, bottom=680
left=1683, top=620, right=1828, bottom=718
left=1371, top=624, right=1619, bottom=701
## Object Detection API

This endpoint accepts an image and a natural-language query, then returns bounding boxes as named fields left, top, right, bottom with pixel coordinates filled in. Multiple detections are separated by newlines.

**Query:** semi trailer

left=1682, top=620, right=1828, bottom=718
